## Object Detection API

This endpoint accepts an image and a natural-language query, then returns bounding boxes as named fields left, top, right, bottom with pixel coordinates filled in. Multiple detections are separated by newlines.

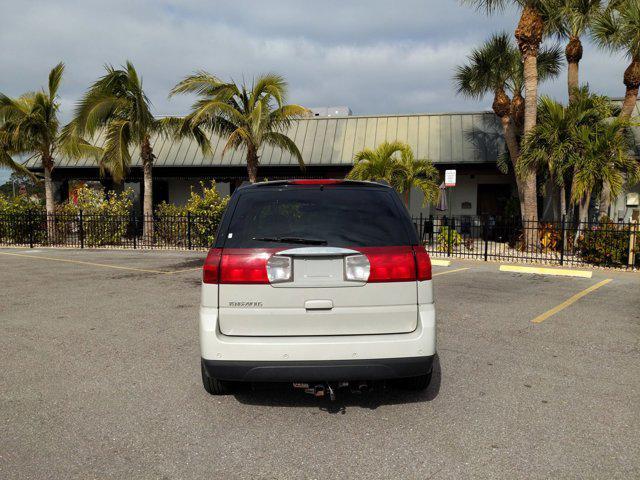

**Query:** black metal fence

left=1, top=212, right=638, bottom=269
left=0, top=212, right=217, bottom=250
left=414, top=214, right=640, bottom=269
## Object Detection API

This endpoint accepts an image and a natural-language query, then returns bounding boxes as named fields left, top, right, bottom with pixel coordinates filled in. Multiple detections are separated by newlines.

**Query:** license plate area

left=271, top=257, right=364, bottom=288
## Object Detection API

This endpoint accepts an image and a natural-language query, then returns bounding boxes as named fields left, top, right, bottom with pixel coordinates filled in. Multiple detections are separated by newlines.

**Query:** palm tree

left=66, top=61, right=207, bottom=238
left=454, top=32, right=562, bottom=220
left=0, top=63, right=67, bottom=225
left=548, top=0, right=603, bottom=102
left=519, top=88, right=638, bottom=234
left=347, top=141, right=440, bottom=207
left=571, top=119, right=639, bottom=230
left=171, top=72, right=309, bottom=183
left=592, top=0, right=640, bottom=216
left=462, top=0, right=558, bottom=225
left=592, top=0, right=640, bottom=120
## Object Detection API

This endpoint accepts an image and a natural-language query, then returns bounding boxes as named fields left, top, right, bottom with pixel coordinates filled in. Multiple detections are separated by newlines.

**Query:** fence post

left=419, top=212, right=423, bottom=243
left=79, top=209, right=84, bottom=249
left=187, top=212, right=192, bottom=250
left=628, top=218, right=638, bottom=269
left=28, top=210, right=34, bottom=248
left=447, top=216, right=452, bottom=257
left=559, top=215, right=566, bottom=266
left=483, top=215, right=489, bottom=262
left=133, top=214, right=137, bottom=250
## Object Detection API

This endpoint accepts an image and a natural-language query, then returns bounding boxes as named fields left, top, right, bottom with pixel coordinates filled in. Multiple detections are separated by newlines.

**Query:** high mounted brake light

left=288, top=179, right=343, bottom=185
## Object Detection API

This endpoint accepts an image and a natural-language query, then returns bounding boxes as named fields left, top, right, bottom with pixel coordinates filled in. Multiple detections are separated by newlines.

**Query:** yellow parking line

left=532, top=278, right=613, bottom=324
left=500, top=265, right=592, bottom=278
left=430, top=259, right=451, bottom=267
left=0, top=251, right=168, bottom=274
left=164, top=267, right=202, bottom=275
left=433, top=267, right=469, bottom=277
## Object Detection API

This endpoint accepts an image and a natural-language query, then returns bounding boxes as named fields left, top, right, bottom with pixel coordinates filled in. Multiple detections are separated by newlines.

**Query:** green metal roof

left=27, top=111, right=505, bottom=170
left=24, top=100, right=640, bottom=170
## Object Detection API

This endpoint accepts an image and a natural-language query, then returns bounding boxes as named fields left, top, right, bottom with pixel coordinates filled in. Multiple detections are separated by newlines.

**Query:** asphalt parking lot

left=1, top=248, right=638, bottom=479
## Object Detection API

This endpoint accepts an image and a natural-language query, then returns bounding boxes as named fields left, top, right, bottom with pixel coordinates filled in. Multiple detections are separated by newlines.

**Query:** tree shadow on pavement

left=233, top=355, right=441, bottom=414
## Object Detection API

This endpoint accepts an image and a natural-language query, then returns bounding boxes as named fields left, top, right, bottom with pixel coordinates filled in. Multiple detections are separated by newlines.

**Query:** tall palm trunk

left=515, top=5, right=544, bottom=247
left=620, top=59, right=640, bottom=119
left=521, top=52, right=539, bottom=225
left=247, top=146, right=259, bottom=183
left=141, top=136, right=154, bottom=240
left=566, top=36, right=583, bottom=103
left=575, top=190, right=592, bottom=247
left=493, top=89, right=526, bottom=220
left=500, top=114, right=526, bottom=220
left=600, top=58, right=640, bottom=218
left=560, top=182, right=567, bottom=219
left=43, top=154, right=56, bottom=242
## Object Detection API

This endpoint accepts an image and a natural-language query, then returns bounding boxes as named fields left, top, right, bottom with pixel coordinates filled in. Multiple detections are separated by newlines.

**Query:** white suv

left=199, top=180, right=436, bottom=395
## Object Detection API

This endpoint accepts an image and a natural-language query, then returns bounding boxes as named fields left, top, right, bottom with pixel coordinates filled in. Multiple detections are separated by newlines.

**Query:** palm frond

left=48, top=62, right=65, bottom=99
left=100, top=119, right=132, bottom=182
left=170, top=71, right=227, bottom=97
left=156, top=116, right=212, bottom=156
left=251, top=73, right=287, bottom=108
left=263, top=131, right=305, bottom=169
left=0, top=149, right=36, bottom=179
left=460, top=0, right=511, bottom=14
left=221, top=128, right=251, bottom=158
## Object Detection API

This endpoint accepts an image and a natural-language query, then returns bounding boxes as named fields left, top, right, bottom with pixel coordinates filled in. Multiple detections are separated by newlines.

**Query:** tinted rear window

left=223, top=186, right=413, bottom=248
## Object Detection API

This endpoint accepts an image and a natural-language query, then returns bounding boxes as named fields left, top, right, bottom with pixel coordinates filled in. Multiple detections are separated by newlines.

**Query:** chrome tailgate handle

left=305, top=300, right=334, bottom=310
left=276, top=247, right=360, bottom=257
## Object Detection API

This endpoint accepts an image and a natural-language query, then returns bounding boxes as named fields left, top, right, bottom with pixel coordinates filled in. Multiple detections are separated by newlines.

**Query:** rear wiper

left=252, top=236, right=328, bottom=245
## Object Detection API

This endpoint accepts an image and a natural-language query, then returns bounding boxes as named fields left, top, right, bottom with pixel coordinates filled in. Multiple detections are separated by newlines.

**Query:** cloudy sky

left=0, top=0, right=630, bottom=182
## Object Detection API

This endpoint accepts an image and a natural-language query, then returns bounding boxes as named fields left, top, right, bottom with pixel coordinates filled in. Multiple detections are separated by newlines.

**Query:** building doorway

left=477, top=184, right=512, bottom=216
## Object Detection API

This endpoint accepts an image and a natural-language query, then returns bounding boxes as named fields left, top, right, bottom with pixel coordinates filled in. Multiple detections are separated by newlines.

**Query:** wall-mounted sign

left=445, top=169, right=456, bottom=187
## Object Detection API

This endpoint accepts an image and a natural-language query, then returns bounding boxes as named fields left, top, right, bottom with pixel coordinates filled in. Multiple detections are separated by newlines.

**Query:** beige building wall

left=407, top=173, right=513, bottom=218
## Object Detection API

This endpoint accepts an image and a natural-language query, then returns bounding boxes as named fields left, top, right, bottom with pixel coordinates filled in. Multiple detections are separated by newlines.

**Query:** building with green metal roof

left=25, top=100, right=640, bottom=220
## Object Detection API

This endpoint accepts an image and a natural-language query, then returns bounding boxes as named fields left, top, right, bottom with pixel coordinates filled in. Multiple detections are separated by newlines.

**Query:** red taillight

left=203, top=248, right=222, bottom=284
left=359, top=247, right=417, bottom=283
left=289, top=179, right=343, bottom=185
left=414, top=246, right=432, bottom=281
left=203, top=249, right=271, bottom=284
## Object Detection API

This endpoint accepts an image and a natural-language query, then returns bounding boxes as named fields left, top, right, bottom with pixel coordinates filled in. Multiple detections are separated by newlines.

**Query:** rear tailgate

left=218, top=247, right=418, bottom=336
left=214, top=182, right=423, bottom=337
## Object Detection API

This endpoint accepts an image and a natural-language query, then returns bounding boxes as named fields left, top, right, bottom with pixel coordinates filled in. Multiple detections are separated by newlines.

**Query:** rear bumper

left=200, top=303, right=436, bottom=362
left=203, top=356, right=434, bottom=382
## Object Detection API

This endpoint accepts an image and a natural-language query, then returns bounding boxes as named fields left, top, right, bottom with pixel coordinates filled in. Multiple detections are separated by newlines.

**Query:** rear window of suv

left=222, top=186, right=414, bottom=248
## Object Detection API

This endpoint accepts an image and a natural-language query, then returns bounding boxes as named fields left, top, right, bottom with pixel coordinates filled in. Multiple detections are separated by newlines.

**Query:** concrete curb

left=499, top=265, right=593, bottom=278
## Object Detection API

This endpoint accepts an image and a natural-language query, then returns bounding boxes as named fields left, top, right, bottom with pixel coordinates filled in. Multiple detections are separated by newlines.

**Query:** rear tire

left=396, top=370, right=432, bottom=391
left=201, top=359, right=236, bottom=395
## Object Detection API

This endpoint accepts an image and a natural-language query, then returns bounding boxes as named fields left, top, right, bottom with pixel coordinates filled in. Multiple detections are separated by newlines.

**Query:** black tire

left=396, top=370, right=432, bottom=391
left=201, top=360, right=236, bottom=395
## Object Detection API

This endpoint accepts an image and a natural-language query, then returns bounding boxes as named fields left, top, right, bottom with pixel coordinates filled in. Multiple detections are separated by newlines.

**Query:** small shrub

left=154, top=181, right=229, bottom=247
left=185, top=181, right=229, bottom=246
left=70, top=187, right=133, bottom=246
left=577, top=217, right=638, bottom=267
left=0, top=193, right=46, bottom=244
left=155, top=202, right=188, bottom=246
left=437, top=226, right=463, bottom=252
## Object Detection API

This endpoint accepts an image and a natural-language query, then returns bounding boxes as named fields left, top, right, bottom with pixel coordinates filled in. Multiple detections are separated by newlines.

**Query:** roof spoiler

left=244, top=179, right=392, bottom=188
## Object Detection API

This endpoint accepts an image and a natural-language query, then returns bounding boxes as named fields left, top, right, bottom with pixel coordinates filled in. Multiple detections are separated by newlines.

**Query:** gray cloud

left=0, top=0, right=632, bottom=182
